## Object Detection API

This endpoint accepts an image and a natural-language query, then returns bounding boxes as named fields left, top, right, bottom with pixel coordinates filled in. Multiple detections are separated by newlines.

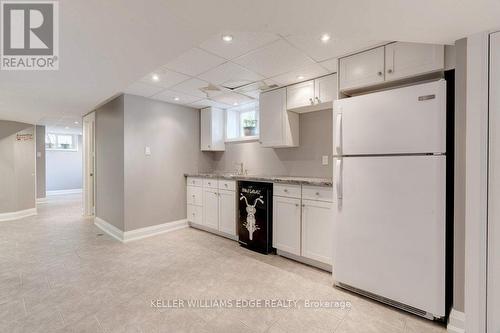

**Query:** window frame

left=45, top=133, right=79, bottom=151
left=224, top=102, right=260, bottom=143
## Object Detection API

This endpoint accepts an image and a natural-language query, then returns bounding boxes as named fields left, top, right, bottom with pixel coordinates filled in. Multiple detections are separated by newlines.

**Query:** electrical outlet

left=322, top=155, right=329, bottom=166
left=145, top=146, right=151, bottom=156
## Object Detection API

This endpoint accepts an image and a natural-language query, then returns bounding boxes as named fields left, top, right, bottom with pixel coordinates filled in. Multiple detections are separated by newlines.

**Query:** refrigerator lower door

left=333, top=155, right=446, bottom=318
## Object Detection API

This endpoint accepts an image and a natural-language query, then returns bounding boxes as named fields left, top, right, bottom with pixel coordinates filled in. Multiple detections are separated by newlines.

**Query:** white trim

left=94, top=217, right=188, bottom=243
left=94, top=217, right=124, bottom=242
left=36, top=197, right=49, bottom=204
left=47, top=189, right=82, bottom=196
left=123, top=219, right=188, bottom=242
left=447, top=309, right=466, bottom=333
left=0, top=208, right=37, bottom=222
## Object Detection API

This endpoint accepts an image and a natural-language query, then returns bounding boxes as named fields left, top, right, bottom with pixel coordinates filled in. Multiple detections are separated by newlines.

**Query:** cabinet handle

left=284, top=189, right=288, bottom=192
left=208, top=144, right=211, bottom=148
left=309, top=98, right=314, bottom=105
left=315, top=192, right=320, bottom=196
left=224, top=184, right=228, bottom=187
left=302, top=204, right=305, bottom=207
left=295, top=203, right=299, bottom=207
left=192, top=212, right=195, bottom=216
left=208, top=182, right=211, bottom=185
left=377, top=71, right=383, bottom=76
left=192, top=194, right=195, bottom=197
left=387, top=69, right=393, bottom=74
left=315, top=97, right=321, bottom=103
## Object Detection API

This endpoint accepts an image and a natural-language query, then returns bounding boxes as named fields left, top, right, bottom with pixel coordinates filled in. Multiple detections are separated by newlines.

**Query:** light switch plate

left=145, top=146, right=151, bottom=156
left=322, top=155, right=329, bottom=165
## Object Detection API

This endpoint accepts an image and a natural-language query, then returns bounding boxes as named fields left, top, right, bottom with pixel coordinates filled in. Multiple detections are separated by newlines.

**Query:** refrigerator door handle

left=335, top=159, right=342, bottom=200
left=335, top=111, right=342, bottom=155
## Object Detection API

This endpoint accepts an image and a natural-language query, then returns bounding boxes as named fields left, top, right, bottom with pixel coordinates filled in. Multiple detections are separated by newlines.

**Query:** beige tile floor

left=0, top=194, right=447, bottom=333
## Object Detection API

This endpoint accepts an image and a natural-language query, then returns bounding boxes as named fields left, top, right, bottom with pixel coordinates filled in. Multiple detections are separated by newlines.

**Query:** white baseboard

left=0, top=208, right=37, bottom=222
left=94, top=217, right=188, bottom=243
left=47, top=189, right=82, bottom=196
left=447, top=309, right=465, bottom=333
left=36, top=197, right=48, bottom=204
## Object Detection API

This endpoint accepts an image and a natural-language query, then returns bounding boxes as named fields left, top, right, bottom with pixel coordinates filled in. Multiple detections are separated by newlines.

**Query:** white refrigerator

left=332, top=80, right=447, bottom=319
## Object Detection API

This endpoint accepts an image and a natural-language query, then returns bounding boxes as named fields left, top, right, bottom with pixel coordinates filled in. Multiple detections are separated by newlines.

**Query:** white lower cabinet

left=273, top=184, right=333, bottom=269
left=203, top=188, right=219, bottom=230
left=218, top=189, right=236, bottom=235
left=301, top=199, right=333, bottom=264
left=187, top=178, right=237, bottom=239
left=273, top=196, right=301, bottom=256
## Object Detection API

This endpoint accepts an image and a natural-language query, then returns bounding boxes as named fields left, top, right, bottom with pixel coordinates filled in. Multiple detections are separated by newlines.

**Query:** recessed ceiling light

left=74, top=121, right=79, bottom=124
left=233, top=102, right=239, bottom=106
left=297, top=75, right=304, bottom=80
left=320, top=33, right=331, bottom=43
left=65, top=126, right=69, bottom=129
left=222, top=34, right=233, bottom=43
left=151, top=74, right=160, bottom=82
left=173, top=97, right=180, bottom=101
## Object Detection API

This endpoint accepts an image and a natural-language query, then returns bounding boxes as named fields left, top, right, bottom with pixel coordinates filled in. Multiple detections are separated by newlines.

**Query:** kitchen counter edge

left=184, top=173, right=333, bottom=187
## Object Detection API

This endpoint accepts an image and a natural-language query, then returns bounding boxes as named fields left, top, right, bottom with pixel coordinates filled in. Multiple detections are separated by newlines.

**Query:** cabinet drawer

left=203, top=178, right=218, bottom=189
left=218, top=180, right=236, bottom=191
left=187, top=204, right=203, bottom=224
left=302, top=186, right=333, bottom=202
left=187, top=177, right=203, bottom=187
left=274, top=184, right=301, bottom=198
left=187, top=186, right=203, bottom=206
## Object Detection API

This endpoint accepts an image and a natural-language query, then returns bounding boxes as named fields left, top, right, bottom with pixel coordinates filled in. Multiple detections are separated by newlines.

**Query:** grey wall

left=95, top=96, right=125, bottom=231
left=0, top=123, right=36, bottom=214
left=453, top=38, right=467, bottom=312
left=212, top=109, right=332, bottom=178
left=35, top=125, right=46, bottom=198
left=46, top=135, right=83, bottom=191
left=123, top=94, right=212, bottom=231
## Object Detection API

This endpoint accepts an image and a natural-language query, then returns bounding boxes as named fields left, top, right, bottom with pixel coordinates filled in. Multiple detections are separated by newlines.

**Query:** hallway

left=0, top=195, right=445, bottom=332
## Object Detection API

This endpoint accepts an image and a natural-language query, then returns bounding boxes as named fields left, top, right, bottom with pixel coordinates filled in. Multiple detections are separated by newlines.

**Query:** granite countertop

left=184, top=173, right=333, bottom=187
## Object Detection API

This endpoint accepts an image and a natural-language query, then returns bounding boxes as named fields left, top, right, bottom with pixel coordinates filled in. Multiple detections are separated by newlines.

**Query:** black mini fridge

left=238, top=181, right=273, bottom=254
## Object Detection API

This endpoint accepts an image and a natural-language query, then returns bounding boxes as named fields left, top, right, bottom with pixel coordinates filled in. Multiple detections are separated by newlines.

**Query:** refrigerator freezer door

left=334, top=80, right=446, bottom=155
left=333, top=155, right=446, bottom=317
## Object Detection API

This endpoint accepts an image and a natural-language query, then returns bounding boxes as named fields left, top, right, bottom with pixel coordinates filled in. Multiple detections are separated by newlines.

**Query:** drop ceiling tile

left=188, top=99, right=232, bottom=109
left=124, top=82, right=164, bottom=97
left=198, top=62, right=263, bottom=88
left=233, top=39, right=315, bottom=78
left=240, top=89, right=260, bottom=99
left=151, top=90, right=201, bottom=105
left=210, top=91, right=255, bottom=106
left=140, top=68, right=189, bottom=88
left=199, top=32, right=280, bottom=60
left=285, top=34, right=384, bottom=62
left=164, top=48, right=226, bottom=76
left=319, top=58, right=338, bottom=73
left=171, top=78, right=225, bottom=99
left=271, top=63, right=329, bottom=86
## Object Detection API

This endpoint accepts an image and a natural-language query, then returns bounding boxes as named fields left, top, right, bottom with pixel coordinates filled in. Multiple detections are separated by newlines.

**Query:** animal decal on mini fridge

left=239, top=194, right=264, bottom=240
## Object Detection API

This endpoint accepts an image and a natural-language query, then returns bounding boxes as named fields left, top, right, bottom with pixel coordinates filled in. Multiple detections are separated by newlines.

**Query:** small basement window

left=226, top=102, right=259, bottom=142
left=46, top=133, right=78, bottom=151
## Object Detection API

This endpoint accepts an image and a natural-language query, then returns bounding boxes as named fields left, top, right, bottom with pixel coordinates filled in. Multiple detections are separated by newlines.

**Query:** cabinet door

left=211, top=108, right=225, bottom=151
left=203, top=189, right=219, bottom=230
left=385, top=42, right=444, bottom=81
left=272, top=196, right=301, bottom=255
left=200, top=108, right=211, bottom=151
left=315, top=74, right=337, bottom=104
left=301, top=199, right=333, bottom=264
left=286, top=80, right=315, bottom=110
left=187, top=204, right=202, bottom=224
left=260, top=88, right=285, bottom=147
left=339, top=46, right=385, bottom=91
left=218, top=189, right=236, bottom=236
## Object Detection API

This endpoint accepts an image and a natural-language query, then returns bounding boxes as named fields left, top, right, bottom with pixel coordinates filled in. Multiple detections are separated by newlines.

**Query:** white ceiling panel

left=319, top=58, right=338, bottom=73
left=124, top=82, right=164, bottom=97
left=164, top=48, right=226, bottom=76
left=233, top=39, right=315, bottom=78
left=271, top=63, right=329, bottom=86
left=240, top=89, right=260, bottom=99
left=151, top=90, right=201, bottom=105
left=199, top=32, right=280, bottom=60
left=210, top=91, right=255, bottom=106
left=170, top=78, right=218, bottom=99
left=198, top=62, right=263, bottom=88
left=285, top=34, right=384, bottom=62
left=140, top=69, right=189, bottom=88
left=188, top=99, right=233, bottom=109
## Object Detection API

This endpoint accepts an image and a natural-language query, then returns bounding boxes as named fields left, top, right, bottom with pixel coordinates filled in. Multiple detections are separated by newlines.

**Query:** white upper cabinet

left=339, top=42, right=445, bottom=92
left=286, top=74, right=338, bottom=113
left=200, top=107, right=225, bottom=151
left=259, top=88, right=299, bottom=148
left=339, top=46, right=385, bottom=91
left=286, top=80, right=315, bottom=110
left=385, top=42, right=444, bottom=81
